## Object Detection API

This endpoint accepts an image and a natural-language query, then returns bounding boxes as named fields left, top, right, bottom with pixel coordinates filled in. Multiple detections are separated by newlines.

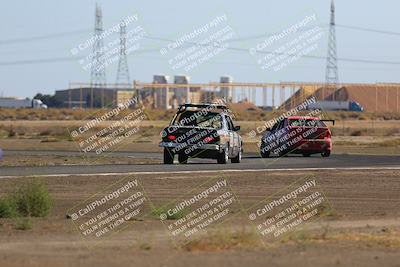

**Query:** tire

left=178, top=153, right=188, bottom=164
left=302, top=153, right=311, bottom=157
left=278, top=150, right=288, bottom=158
left=260, top=147, right=270, bottom=158
left=217, top=146, right=229, bottom=164
left=163, top=148, right=174, bottom=164
left=321, top=150, right=331, bottom=157
left=231, top=146, right=242, bottom=163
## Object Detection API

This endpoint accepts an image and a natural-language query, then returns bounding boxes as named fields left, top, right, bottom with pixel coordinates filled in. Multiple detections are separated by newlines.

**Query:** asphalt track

left=0, top=150, right=399, bottom=177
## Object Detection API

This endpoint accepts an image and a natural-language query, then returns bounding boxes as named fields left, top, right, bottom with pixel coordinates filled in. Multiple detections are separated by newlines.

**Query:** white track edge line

left=0, top=166, right=400, bottom=179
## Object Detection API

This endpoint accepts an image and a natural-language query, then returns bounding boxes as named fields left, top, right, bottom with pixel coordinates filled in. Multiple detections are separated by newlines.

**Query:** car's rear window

left=172, top=111, right=222, bottom=129
left=289, top=119, right=326, bottom=127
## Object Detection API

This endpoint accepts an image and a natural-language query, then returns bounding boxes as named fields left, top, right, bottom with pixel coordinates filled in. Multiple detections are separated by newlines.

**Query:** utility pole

left=325, top=0, right=339, bottom=101
left=90, top=4, right=107, bottom=88
left=116, top=21, right=131, bottom=86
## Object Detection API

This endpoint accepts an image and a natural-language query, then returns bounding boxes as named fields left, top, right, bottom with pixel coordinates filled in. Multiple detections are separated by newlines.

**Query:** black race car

left=159, top=103, right=242, bottom=164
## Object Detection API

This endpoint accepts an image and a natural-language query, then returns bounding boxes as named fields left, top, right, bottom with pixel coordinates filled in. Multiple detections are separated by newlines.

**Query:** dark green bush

left=150, top=203, right=189, bottom=220
left=0, top=197, right=18, bottom=218
left=0, top=179, right=52, bottom=218
left=13, top=178, right=53, bottom=217
left=15, top=217, right=33, bottom=230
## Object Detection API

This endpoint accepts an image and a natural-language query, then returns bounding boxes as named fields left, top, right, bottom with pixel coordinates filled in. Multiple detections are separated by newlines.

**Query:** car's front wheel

left=163, top=148, right=174, bottom=164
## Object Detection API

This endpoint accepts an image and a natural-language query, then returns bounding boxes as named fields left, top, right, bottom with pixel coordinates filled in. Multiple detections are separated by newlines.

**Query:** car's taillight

left=203, top=136, right=214, bottom=143
left=167, top=135, right=176, bottom=141
left=324, top=131, right=331, bottom=139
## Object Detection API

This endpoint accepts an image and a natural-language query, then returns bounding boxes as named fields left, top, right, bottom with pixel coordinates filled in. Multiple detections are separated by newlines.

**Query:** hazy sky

left=0, top=0, right=399, bottom=98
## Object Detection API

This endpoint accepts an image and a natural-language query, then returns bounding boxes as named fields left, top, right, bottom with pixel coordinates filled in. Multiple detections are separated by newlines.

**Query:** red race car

left=260, top=116, right=335, bottom=158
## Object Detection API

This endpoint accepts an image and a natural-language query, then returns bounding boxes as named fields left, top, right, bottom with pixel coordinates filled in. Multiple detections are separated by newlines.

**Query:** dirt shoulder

left=0, top=170, right=399, bottom=267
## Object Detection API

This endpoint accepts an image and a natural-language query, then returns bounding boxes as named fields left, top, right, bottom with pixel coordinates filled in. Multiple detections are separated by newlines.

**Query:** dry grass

left=334, top=137, right=400, bottom=147
left=178, top=227, right=262, bottom=252
left=1, top=108, right=400, bottom=121
left=0, top=119, right=399, bottom=141
left=0, top=154, right=158, bottom=167
left=332, top=231, right=400, bottom=249
left=280, top=227, right=400, bottom=249
left=177, top=225, right=400, bottom=252
left=372, top=138, right=400, bottom=147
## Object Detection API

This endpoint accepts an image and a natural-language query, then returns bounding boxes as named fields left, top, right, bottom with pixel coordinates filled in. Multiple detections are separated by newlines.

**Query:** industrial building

left=152, top=75, right=171, bottom=109
left=220, top=76, right=233, bottom=102
left=54, top=87, right=135, bottom=108
left=54, top=77, right=400, bottom=113
left=149, top=75, right=227, bottom=109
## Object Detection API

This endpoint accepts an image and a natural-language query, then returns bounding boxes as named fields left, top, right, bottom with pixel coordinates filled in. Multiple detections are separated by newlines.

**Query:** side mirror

left=234, top=126, right=241, bottom=131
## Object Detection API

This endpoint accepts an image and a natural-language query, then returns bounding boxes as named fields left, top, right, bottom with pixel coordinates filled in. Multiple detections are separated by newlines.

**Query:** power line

left=337, top=57, right=400, bottom=65
left=0, top=22, right=399, bottom=48
left=227, top=25, right=329, bottom=42
left=0, top=25, right=327, bottom=46
left=337, top=24, right=400, bottom=37
left=0, top=29, right=91, bottom=46
left=2, top=27, right=400, bottom=67
left=1, top=52, right=400, bottom=67
left=234, top=24, right=400, bottom=41
left=140, top=34, right=400, bottom=65
left=0, top=48, right=163, bottom=66
left=0, top=57, right=79, bottom=66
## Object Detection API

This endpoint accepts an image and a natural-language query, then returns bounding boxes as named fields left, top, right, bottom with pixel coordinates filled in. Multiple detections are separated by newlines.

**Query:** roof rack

left=178, top=103, right=228, bottom=111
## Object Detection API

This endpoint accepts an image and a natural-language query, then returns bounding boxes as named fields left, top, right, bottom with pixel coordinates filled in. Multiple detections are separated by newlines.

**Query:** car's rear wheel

left=178, top=153, right=189, bottom=164
left=260, top=148, right=270, bottom=158
left=321, top=150, right=331, bottom=157
left=163, top=148, right=174, bottom=164
left=231, top=146, right=242, bottom=163
left=217, top=146, right=229, bottom=164
left=278, top=150, right=288, bottom=158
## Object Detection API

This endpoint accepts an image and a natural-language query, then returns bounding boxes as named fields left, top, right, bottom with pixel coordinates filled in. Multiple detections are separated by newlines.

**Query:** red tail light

left=167, top=135, right=176, bottom=141
left=324, top=131, right=331, bottom=139
left=203, top=136, right=214, bottom=143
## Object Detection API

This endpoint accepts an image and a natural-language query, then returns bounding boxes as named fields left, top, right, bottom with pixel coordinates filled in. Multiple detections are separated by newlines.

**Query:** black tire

left=178, top=153, right=189, bottom=164
left=321, top=150, right=331, bottom=157
left=217, top=146, right=229, bottom=164
left=231, top=146, right=242, bottom=163
left=163, top=148, right=174, bottom=164
left=278, top=150, right=288, bottom=158
left=302, top=153, right=311, bottom=157
left=260, top=147, right=270, bottom=158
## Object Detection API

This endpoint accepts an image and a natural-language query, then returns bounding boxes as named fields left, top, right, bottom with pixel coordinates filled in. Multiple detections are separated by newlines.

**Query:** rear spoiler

left=321, top=119, right=335, bottom=126
left=178, top=103, right=228, bottom=112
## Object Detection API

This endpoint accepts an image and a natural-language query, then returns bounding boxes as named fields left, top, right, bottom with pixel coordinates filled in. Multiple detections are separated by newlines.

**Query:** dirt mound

left=229, top=102, right=260, bottom=112
left=283, top=85, right=400, bottom=112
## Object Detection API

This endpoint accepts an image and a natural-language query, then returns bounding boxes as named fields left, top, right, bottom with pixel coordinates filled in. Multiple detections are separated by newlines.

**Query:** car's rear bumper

left=262, top=139, right=332, bottom=152
left=294, top=139, right=332, bottom=153
left=160, top=142, right=221, bottom=159
left=159, top=142, right=220, bottom=151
